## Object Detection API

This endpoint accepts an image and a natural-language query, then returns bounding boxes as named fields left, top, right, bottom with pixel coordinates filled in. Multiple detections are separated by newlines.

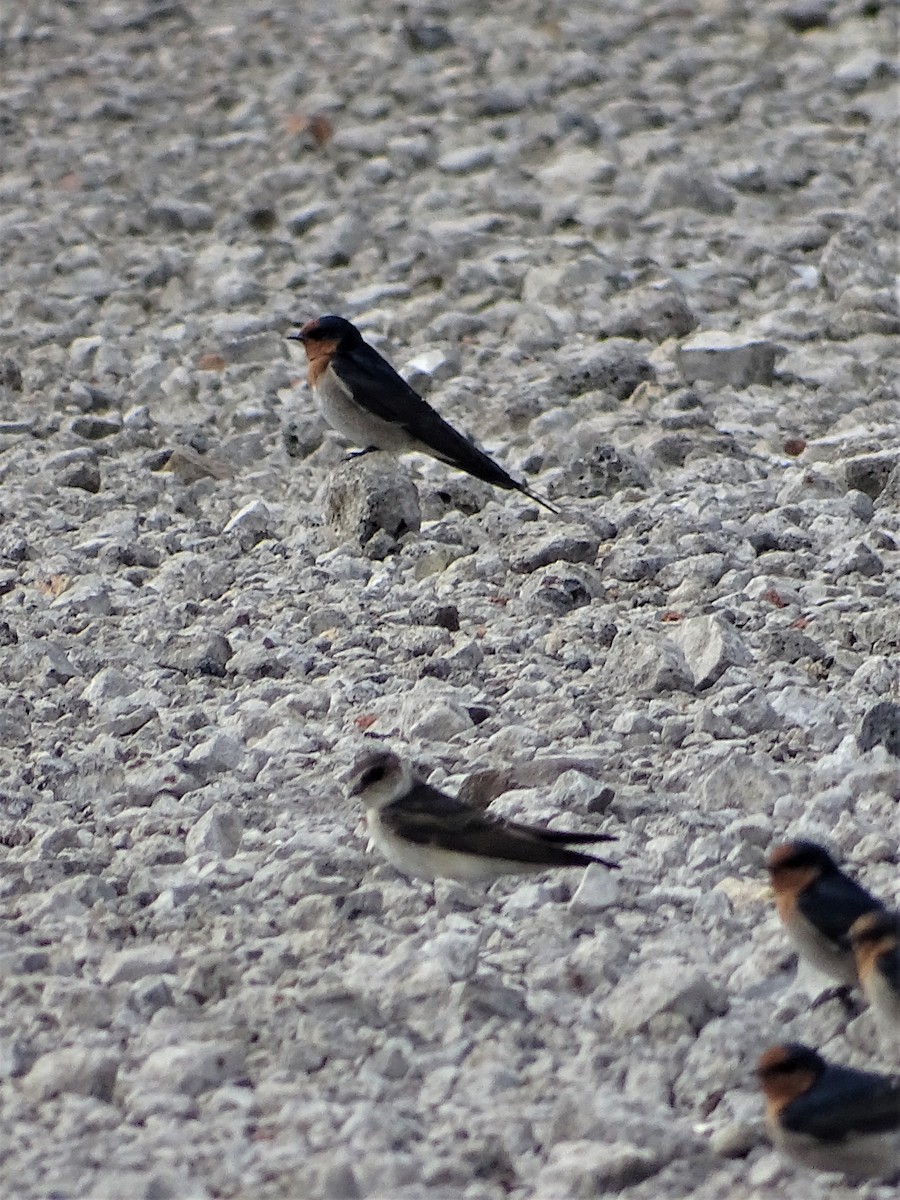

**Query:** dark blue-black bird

left=288, top=315, right=558, bottom=512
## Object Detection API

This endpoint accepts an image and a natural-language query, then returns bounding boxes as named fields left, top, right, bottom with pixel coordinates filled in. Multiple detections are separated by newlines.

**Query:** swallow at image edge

left=347, top=749, right=616, bottom=884
left=766, top=839, right=885, bottom=984
left=850, top=909, right=900, bottom=1028
left=287, top=315, right=559, bottom=513
left=757, top=1043, right=900, bottom=1180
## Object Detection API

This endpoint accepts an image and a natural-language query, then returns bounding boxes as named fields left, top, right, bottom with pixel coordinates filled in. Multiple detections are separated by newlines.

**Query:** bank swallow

left=757, top=1043, right=900, bottom=1180
left=287, top=315, right=558, bottom=512
left=767, top=840, right=884, bottom=984
left=347, top=749, right=616, bottom=884
left=850, top=910, right=900, bottom=1030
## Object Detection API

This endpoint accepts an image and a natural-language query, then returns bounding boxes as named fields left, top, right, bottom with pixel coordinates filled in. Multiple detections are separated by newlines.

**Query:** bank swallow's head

left=347, top=749, right=414, bottom=810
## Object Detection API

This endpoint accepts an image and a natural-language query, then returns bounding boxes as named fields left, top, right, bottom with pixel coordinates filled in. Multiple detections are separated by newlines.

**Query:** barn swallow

left=767, top=840, right=885, bottom=984
left=757, top=1043, right=900, bottom=1180
left=346, top=749, right=617, bottom=884
left=850, top=910, right=900, bottom=1029
left=287, top=315, right=559, bottom=513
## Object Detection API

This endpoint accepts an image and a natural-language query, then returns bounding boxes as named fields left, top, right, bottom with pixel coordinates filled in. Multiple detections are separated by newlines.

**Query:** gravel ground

left=1, top=1, right=898, bottom=1198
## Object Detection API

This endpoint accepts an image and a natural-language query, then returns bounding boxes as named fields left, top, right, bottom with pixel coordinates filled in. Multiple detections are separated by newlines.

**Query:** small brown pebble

left=158, top=447, right=234, bottom=483
left=457, top=769, right=516, bottom=810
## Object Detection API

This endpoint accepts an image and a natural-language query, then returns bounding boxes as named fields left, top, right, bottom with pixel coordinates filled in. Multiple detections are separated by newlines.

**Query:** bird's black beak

left=286, top=328, right=307, bottom=342
left=346, top=772, right=367, bottom=797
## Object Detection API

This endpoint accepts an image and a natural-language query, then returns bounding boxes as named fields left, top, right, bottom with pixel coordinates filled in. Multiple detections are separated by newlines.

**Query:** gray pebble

left=569, top=863, right=620, bottom=913
left=98, top=945, right=178, bottom=985
left=149, top=199, right=215, bottom=232
left=646, top=164, right=736, bottom=214
left=185, top=804, right=243, bottom=857
left=510, top=531, right=600, bottom=573
left=603, top=960, right=729, bottom=1035
left=322, top=454, right=421, bottom=546
left=185, top=732, right=244, bottom=779
left=68, top=413, right=123, bottom=440
left=604, top=632, right=693, bottom=698
left=557, top=340, right=655, bottom=400
left=678, top=331, right=784, bottom=387
left=827, top=540, right=883, bottom=578
left=59, top=460, right=101, bottom=492
left=710, top=1119, right=760, bottom=1157
left=537, top=1139, right=673, bottom=1196
left=222, top=499, right=272, bottom=550
left=563, top=439, right=651, bottom=499
left=858, top=701, right=900, bottom=757
left=670, top=615, right=754, bottom=690
left=599, top=280, right=698, bottom=342
left=51, top=577, right=112, bottom=616
left=159, top=633, right=233, bottom=678
left=130, top=1040, right=246, bottom=1098
left=400, top=348, right=460, bottom=391
left=24, top=1047, right=119, bottom=1103
left=437, top=145, right=495, bottom=174
left=0, top=357, right=23, bottom=390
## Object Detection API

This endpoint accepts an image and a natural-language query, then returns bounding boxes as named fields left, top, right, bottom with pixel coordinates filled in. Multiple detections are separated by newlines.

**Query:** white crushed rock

left=0, top=1, right=897, bottom=1198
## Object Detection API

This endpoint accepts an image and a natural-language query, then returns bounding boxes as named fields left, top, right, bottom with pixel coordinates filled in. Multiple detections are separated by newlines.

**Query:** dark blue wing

left=877, top=943, right=900, bottom=987
left=334, top=344, right=522, bottom=490
left=784, top=1066, right=900, bottom=1140
left=381, top=782, right=614, bottom=867
left=799, top=873, right=882, bottom=942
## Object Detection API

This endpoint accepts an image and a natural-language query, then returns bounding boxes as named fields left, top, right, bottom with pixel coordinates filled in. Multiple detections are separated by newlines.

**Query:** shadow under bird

left=288, top=315, right=558, bottom=513
left=766, top=839, right=885, bottom=985
left=347, top=749, right=617, bottom=884
left=757, top=1043, right=900, bottom=1181
left=849, top=909, right=900, bottom=1029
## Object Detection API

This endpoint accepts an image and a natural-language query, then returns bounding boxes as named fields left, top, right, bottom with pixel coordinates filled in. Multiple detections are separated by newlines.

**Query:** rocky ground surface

left=1, top=0, right=898, bottom=1197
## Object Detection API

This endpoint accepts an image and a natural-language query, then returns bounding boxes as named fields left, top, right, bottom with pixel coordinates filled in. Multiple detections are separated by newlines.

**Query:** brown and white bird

left=347, top=749, right=616, bottom=884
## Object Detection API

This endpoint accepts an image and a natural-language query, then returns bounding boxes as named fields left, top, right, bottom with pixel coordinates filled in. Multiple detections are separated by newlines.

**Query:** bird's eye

left=360, top=765, right=385, bottom=788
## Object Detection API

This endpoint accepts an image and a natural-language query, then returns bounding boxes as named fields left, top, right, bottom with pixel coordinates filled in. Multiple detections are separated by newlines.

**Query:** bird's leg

left=345, top=446, right=379, bottom=460
left=810, top=984, right=863, bottom=1018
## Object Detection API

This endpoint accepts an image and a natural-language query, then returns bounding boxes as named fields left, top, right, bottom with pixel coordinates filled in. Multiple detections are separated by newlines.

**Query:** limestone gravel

left=0, top=1, right=898, bottom=1199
